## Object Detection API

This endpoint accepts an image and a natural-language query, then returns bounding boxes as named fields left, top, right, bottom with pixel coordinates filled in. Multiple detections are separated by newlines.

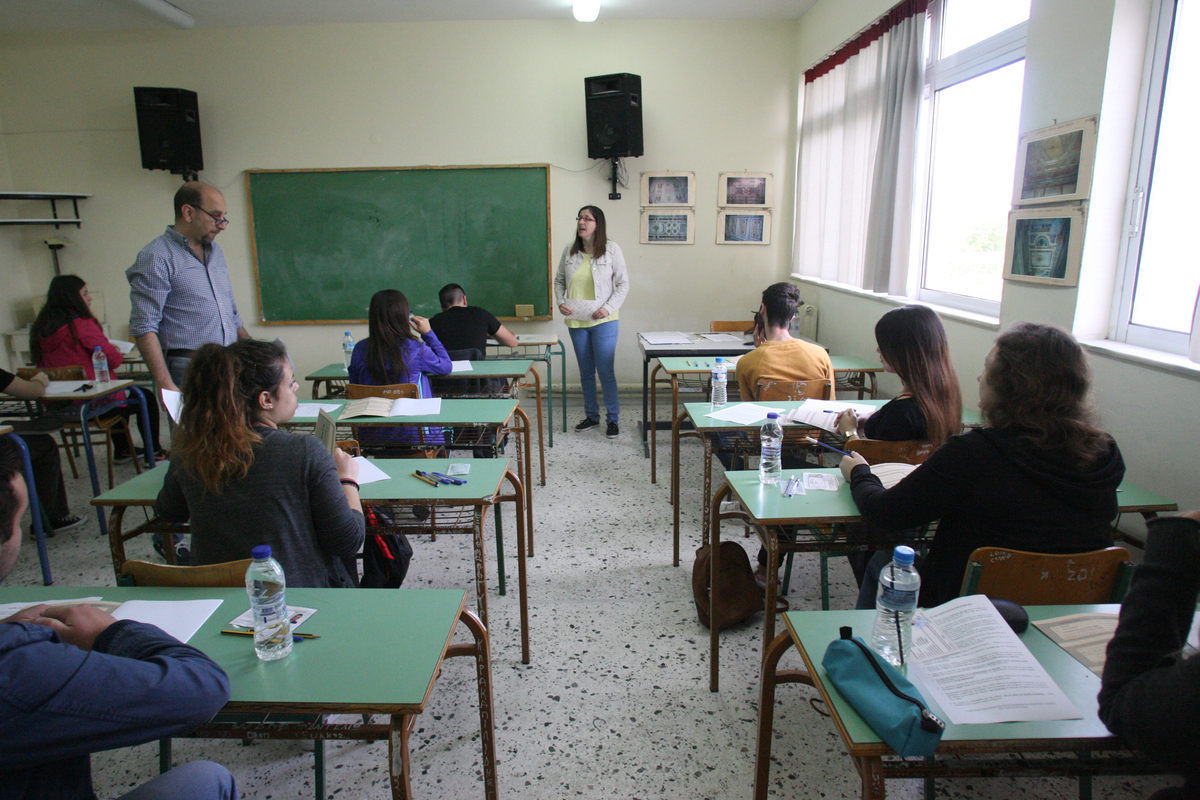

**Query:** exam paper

left=640, top=331, right=693, bottom=345
left=108, top=338, right=136, bottom=355
left=450, top=360, right=473, bottom=372
left=1033, top=613, right=1119, bottom=676
left=802, top=472, right=840, bottom=491
left=909, top=594, right=1081, bottom=724
left=161, top=388, right=183, bottom=424
left=112, top=599, right=222, bottom=644
left=699, top=332, right=743, bottom=342
left=45, top=380, right=93, bottom=394
left=392, top=397, right=441, bottom=415
left=230, top=605, right=316, bottom=631
left=352, top=456, right=389, bottom=485
left=562, top=298, right=605, bottom=319
left=295, top=402, right=342, bottom=418
left=783, top=399, right=881, bottom=433
left=705, top=403, right=786, bottom=425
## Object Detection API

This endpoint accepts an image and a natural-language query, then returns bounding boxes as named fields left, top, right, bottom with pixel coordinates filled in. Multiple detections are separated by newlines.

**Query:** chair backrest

left=755, top=379, right=831, bottom=401
left=18, top=365, right=86, bottom=381
left=847, top=438, right=936, bottom=465
left=709, top=320, right=754, bottom=334
left=959, top=546, right=1134, bottom=604
left=345, top=383, right=419, bottom=400
left=119, top=558, right=253, bottom=587
left=336, top=439, right=361, bottom=456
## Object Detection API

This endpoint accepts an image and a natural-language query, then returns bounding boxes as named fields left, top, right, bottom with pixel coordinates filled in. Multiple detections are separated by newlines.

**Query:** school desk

left=305, top=360, right=545, bottom=486
left=1, top=425, right=52, bottom=584
left=753, top=605, right=1160, bottom=800
left=0, top=585, right=497, bottom=800
left=92, top=458, right=530, bottom=664
left=287, top=398, right=534, bottom=551
left=647, top=355, right=885, bottom=483
left=39, top=378, right=154, bottom=537
left=488, top=333, right=567, bottom=443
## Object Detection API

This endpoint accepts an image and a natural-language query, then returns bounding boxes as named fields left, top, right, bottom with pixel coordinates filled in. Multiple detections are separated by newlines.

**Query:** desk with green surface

left=93, top=458, right=531, bottom=664
left=753, top=605, right=1160, bottom=800
left=289, top=398, right=535, bottom=546
left=0, top=585, right=497, bottom=800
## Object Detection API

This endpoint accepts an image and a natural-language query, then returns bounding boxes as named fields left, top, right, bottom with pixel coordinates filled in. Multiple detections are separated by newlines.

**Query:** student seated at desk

left=736, top=282, right=834, bottom=402
left=156, top=340, right=365, bottom=588
left=1099, top=510, right=1200, bottom=800
left=0, top=438, right=237, bottom=800
left=833, top=305, right=962, bottom=584
left=840, top=323, right=1125, bottom=609
left=0, top=368, right=83, bottom=532
left=348, top=289, right=451, bottom=450
left=31, top=274, right=165, bottom=461
left=430, top=282, right=519, bottom=354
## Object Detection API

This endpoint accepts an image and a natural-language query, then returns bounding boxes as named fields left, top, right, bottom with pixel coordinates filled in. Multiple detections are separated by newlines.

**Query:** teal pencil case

left=821, top=626, right=945, bottom=758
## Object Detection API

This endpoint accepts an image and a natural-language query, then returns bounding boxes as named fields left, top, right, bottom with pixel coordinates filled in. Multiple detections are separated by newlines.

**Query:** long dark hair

left=874, top=306, right=962, bottom=445
left=365, top=289, right=418, bottom=384
left=981, top=323, right=1111, bottom=468
left=174, top=339, right=288, bottom=494
left=30, top=274, right=93, bottom=364
left=569, top=205, right=608, bottom=260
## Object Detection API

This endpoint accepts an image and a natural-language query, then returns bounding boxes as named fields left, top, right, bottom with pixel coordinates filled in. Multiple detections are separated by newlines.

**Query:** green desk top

left=724, top=468, right=860, bottom=524
left=783, top=604, right=1118, bottom=749
left=93, top=459, right=510, bottom=506
left=289, top=398, right=518, bottom=426
left=0, top=586, right=465, bottom=710
left=306, top=360, right=534, bottom=380
left=1115, top=479, right=1177, bottom=512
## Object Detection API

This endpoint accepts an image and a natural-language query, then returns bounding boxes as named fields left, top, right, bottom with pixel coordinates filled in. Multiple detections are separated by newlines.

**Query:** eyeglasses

left=191, top=204, right=230, bottom=227
left=576, top=215, right=595, bottom=222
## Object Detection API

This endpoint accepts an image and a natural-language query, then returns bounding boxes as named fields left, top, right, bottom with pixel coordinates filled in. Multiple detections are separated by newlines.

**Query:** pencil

left=220, top=629, right=320, bottom=640
left=412, top=471, right=439, bottom=487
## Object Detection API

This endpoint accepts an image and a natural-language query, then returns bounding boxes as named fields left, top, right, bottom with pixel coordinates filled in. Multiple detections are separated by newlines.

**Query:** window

left=1114, top=0, right=1199, bottom=355
left=913, top=0, right=1029, bottom=314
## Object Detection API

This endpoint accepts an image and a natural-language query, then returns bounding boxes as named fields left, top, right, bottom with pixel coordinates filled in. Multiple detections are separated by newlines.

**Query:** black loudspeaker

left=133, top=87, right=203, bottom=175
left=584, top=73, right=643, bottom=159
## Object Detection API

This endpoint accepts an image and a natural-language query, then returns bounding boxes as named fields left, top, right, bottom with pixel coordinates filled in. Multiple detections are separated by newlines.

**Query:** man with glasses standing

left=127, top=181, right=249, bottom=400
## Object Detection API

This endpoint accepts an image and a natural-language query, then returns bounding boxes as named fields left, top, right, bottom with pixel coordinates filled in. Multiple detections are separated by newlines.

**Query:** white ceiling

left=0, top=0, right=818, bottom=32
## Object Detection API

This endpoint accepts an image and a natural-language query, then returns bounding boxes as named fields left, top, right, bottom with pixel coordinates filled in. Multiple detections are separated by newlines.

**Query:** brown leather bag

left=692, top=541, right=764, bottom=630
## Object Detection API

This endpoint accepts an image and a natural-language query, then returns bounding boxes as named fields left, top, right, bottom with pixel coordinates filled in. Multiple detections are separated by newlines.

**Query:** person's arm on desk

left=493, top=324, right=519, bottom=348
left=1, top=370, right=49, bottom=401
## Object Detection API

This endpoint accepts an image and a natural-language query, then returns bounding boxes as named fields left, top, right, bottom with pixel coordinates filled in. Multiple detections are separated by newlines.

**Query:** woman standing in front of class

left=555, top=205, right=629, bottom=438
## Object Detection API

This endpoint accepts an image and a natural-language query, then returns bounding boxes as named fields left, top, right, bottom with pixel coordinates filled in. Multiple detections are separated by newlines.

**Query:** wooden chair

left=755, top=379, right=831, bottom=402
left=959, top=546, right=1135, bottom=604
left=118, top=557, right=327, bottom=799
left=846, top=438, right=935, bottom=465
left=18, top=365, right=140, bottom=487
left=709, top=320, right=754, bottom=334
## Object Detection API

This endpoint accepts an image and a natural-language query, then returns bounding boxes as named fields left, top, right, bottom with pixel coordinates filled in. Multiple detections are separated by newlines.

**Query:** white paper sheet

left=908, top=594, right=1082, bottom=724
left=802, top=472, right=841, bottom=491
left=450, top=360, right=473, bottom=372
left=44, top=380, right=92, bottom=394
left=640, top=331, right=693, bottom=345
left=446, top=463, right=471, bottom=475
left=294, top=402, right=343, bottom=418
left=352, top=456, right=389, bottom=485
left=704, top=402, right=787, bottom=425
left=391, top=397, right=441, bottom=416
left=108, top=338, right=136, bottom=354
left=161, top=388, right=183, bottom=424
left=562, top=298, right=605, bottom=319
left=0, top=596, right=104, bottom=620
left=112, top=599, right=222, bottom=644
left=229, top=605, right=317, bottom=631
left=699, top=332, right=743, bottom=342
left=783, top=399, right=882, bottom=432
left=870, top=462, right=918, bottom=489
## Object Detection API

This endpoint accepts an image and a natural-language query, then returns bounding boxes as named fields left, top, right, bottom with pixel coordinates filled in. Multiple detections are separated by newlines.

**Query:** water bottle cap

left=893, top=545, right=916, bottom=565
left=251, top=544, right=272, bottom=560
left=94, top=346, right=101, bottom=351
left=714, top=357, right=723, bottom=364
left=344, top=331, right=351, bottom=335
left=766, top=412, right=778, bottom=419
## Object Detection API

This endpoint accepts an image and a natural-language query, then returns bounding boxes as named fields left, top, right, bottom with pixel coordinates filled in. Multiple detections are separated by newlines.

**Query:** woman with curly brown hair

left=155, top=339, right=365, bottom=587
left=842, top=323, right=1125, bottom=608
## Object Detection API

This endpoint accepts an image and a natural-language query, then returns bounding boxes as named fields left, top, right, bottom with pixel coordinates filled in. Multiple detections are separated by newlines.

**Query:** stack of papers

left=641, top=331, right=693, bottom=345
left=782, top=400, right=880, bottom=433
left=339, top=397, right=442, bottom=418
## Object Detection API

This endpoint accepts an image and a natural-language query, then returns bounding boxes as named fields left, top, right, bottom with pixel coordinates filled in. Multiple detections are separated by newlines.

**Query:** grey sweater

left=156, top=427, right=366, bottom=588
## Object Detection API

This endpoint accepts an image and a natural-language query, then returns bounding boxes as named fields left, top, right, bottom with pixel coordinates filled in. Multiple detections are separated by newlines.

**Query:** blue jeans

left=118, top=760, right=238, bottom=800
left=569, top=321, right=620, bottom=424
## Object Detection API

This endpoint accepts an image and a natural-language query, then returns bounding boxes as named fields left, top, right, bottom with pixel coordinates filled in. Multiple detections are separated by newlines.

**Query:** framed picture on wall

left=717, top=210, right=771, bottom=244
left=640, top=172, right=696, bottom=206
left=1013, top=116, right=1097, bottom=206
left=718, top=172, right=772, bottom=207
left=640, top=208, right=695, bottom=244
left=1003, top=205, right=1085, bottom=286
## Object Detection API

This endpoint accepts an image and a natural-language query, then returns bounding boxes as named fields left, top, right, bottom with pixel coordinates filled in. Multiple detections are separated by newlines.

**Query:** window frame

left=1111, top=0, right=1190, bottom=355
left=911, top=0, right=1028, bottom=315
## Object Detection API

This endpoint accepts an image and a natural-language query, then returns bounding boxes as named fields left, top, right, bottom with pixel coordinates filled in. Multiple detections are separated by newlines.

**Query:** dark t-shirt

left=863, top=396, right=926, bottom=441
left=0, top=368, right=14, bottom=394
left=429, top=305, right=501, bottom=353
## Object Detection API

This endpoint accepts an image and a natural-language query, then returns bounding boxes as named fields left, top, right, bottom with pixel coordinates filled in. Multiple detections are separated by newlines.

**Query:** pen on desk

left=412, top=471, right=439, bottom=487
left=74, top=383, right=95, bottom=392
left=418, top=470, right=453, bottom=486
left=221, top=629, right=319, bottom=641
left=430, top=471, right=465, bottom=485
left=803, top=435, right=852, bottom=457
left=781, top=475, right=798, bottom=497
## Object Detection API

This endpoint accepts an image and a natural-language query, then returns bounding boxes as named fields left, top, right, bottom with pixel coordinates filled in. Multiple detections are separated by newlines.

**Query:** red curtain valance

left=804, top=0, right=929, bottom=84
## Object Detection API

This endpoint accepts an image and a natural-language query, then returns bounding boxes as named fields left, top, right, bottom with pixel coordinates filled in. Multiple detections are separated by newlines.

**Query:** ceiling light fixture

left=125, top=0, right=195, bottom=29
left=573, top=0, right=601, bottom=23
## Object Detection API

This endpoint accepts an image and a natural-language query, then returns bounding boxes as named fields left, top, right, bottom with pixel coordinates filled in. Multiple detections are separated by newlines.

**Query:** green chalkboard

left=246, top=165, right=551, bottom=323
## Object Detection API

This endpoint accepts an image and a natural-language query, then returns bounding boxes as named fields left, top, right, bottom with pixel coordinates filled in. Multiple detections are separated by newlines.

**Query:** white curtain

left=793, top=9, right=926, bottom=293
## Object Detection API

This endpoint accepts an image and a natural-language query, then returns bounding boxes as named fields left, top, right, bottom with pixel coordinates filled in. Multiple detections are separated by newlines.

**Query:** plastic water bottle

left=342, top=331, right=355, bottom=369
left=871, top=545, right=921, bottom=670
left=710, top=357, right=728, bottom=408
left=91, top=346, right=110, bottom=382
left=245, top=544, right=292, bottom=661
left=759, top=412, right=783, bottom=485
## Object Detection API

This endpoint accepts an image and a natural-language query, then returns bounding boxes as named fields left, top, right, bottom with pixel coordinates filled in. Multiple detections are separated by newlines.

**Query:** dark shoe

left=112, top=452, right=135, bottom=465
left=51, top=514, right=86, bottom=533
left=575, top=418, right=599, bottom=431
left=606, top=422, right=619, bottom=438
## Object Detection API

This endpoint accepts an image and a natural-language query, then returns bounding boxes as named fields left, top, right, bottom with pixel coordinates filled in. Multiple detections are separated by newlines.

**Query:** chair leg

left=158, top=736, right=172, bottom=774
left=780, top=551, right=794, bottom=595
left=59, top=429, right=79, bottom=479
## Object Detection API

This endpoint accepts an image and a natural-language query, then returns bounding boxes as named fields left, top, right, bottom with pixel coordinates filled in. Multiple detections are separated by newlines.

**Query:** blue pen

left=430, top=471, right=465, bottom=485
left=803, top=435, right=852, bottom=457
left=416, top=470, right=452, bottom=485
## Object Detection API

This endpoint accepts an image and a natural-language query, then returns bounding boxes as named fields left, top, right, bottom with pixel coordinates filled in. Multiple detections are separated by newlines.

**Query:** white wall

left=0, top=18, right=797, bottom=385
left=792, top=0, right=1200, bottom=519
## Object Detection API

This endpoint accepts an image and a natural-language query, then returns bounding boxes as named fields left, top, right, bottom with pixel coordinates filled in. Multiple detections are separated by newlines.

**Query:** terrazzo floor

left=5, top=391, right=1174, bottom=800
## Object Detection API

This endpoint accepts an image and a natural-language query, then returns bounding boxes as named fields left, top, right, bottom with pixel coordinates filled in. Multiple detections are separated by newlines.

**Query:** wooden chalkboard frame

left=246, top=164, right=552, bottom=324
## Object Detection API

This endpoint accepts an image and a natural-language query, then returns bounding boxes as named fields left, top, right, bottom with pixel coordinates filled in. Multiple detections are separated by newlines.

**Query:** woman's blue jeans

left=568, top=320, right=620, bottom=423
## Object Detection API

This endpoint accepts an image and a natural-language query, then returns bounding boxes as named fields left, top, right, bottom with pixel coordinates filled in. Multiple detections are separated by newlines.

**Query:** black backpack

left=359, top=507, right=413, bottom=588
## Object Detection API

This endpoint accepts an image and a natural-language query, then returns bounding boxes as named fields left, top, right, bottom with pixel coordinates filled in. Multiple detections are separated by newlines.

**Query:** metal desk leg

left=709, top=483, right=731, bottom=692
left=6, top=433, right=52, bottom=584
left=446, top=609, right=500, bottom=800
left=641, top=353, right=652, bottom=455
left=753, top=632, right=812, bottom=800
